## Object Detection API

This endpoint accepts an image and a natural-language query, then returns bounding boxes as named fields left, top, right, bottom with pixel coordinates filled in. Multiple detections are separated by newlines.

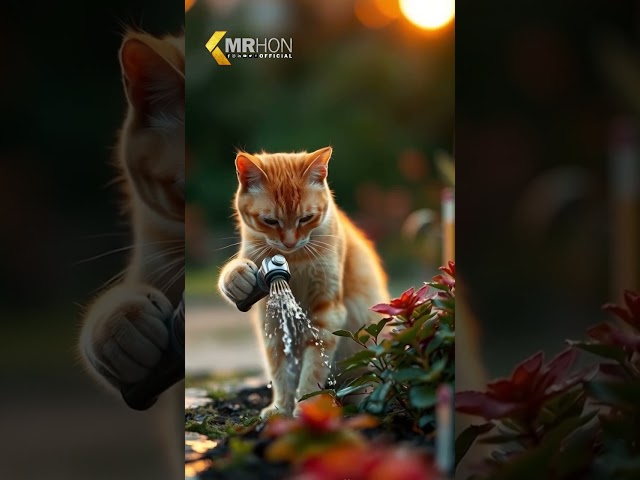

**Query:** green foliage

left=185, top=415, right=259, bottom=439
left=331, top=262, right=455, bottom=428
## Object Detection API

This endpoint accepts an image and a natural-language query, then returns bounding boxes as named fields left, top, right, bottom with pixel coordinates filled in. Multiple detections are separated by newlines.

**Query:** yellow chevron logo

left=205, top=31, right=231, bottom=66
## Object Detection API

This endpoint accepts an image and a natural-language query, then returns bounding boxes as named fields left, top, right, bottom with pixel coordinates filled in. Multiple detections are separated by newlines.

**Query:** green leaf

left=358, top=334, right=371, bottom=344
left=426, top=357, right=447, bottom=380
left=332, top=329, right=354, bottom=338
left=552, top=420, right=599, bottom=478
left=336, top=383, right=371, bottom=398
left=418, top=413, right=434, bottom=429
left=354, top=324, right=367, bottom=338
left=298, top=389, right=333, bottom=401
left=365, top=382, right=393, bottom=414
left=409, top=385, right=436, bottom=409
left=368, top=343, right=388, bottom=355
left=416, top=316, right=438, bottom=342
left=394, top=324, right=420, bottom=344
left=341, top=362, right=369, bottom=374
left=437, top=324, right=455, bottom=342
left=425, top=336, right=442, bottom=356
left=350, top=373, right=380, bottom=386
left=365, top=318, right=390, bottom=339
left=536, top=389, right=587, bottom=429
left=567, top=340, right=626, bottom=362
left=393, top=367, right=428, bottom=383
left=455, top=423, right=494, bottom=467
left=426, top=283, right=450, bottom=292
left=339, top=349, right=376, bottom=365
left=585, top=380, right=640, bottom=408
left=336, top=373, right=380, bottom=397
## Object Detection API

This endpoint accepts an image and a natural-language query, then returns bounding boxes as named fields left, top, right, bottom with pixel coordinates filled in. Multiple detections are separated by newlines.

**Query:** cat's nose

left=282, top=240, right=297, bottom=248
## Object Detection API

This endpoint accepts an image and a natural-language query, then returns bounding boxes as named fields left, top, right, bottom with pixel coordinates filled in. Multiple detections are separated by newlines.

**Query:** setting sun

left=400, top=0, right=455, bottom=30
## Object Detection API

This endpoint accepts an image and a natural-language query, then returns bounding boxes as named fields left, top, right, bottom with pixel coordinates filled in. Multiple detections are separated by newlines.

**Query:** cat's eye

left=262, top=217, right=279, bottom=227
left=299, top=214, right=314, bottom=225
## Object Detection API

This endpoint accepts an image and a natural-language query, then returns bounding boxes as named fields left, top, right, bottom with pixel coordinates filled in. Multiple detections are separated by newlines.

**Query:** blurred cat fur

left=78, top=31, right=184, bottom=479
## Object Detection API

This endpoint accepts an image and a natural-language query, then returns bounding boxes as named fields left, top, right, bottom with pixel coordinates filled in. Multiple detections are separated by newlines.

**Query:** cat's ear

left=120, top=33, right=184, bottom=128
left=303, top=147, right=332, bottom=184
left=236, top=152, right=266, bottom=191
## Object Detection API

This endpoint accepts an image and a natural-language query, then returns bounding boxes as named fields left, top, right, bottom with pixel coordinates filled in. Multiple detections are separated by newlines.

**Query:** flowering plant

left=308, top=262, right=456, bottom=430
left=456, top=290, right=640, bottom=479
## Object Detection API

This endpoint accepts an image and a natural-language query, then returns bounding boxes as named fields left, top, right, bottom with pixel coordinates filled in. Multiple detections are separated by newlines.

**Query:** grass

left=186, top=414, right=261, bottom=439
left=186, top=265, right=219, bottom=297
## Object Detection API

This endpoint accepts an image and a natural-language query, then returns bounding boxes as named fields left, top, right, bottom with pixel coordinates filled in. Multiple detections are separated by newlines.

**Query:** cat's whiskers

left=92, top=268, right=127, bottom=294
left=73, top=244, right=140, bottom=266
left=160, top=264, right=185, bottom=294
left=308, top=242, right=336, bottom=261
left=223, top=240, right=265, bottom=264
left=308, top=240, right=335, bottom=250
left=73, top=238, right=183, bottom=266
left=214, top=241, right=244, bottom=251
left=148, top=255, right=184, bottom=283
left=140, top=246, right=185, bottom=272
left=249, top=245, right=271, bottom=263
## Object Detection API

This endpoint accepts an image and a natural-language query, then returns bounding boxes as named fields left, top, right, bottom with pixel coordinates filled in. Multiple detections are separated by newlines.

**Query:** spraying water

left=265, top=278, right=336, bottom=396
left=235, top=255, right=337, bottom=396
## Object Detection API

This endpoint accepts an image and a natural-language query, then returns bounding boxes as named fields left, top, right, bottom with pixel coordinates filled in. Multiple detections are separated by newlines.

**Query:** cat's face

left=118, top=32, right=185, bottom=228
left=235, top=148, right=333, bottom=253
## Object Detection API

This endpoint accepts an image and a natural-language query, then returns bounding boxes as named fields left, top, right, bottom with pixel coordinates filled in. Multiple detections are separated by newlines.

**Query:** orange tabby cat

left=219, top=148, right=389, bottom=418
left=78, top=31, right=184, bottom=479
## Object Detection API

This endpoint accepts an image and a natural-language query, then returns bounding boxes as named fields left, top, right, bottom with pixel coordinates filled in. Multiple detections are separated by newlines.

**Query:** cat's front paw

left=219, top=259, right=258, bottom=303
left=260, top=402, right=291, bottom=419
left=80, top=284, right=173, bottom=389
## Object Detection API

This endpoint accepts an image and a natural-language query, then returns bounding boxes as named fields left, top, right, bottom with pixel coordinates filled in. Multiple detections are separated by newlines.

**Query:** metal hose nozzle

left=236, top=254, right=291, bottom=312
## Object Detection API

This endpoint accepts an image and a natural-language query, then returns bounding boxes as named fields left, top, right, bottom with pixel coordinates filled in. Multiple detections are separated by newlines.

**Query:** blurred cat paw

left=220, top=259, right=258, bottom=303
left=260, top=402, right=290, bottom=419
left=80, top=284, right=173, bottom=389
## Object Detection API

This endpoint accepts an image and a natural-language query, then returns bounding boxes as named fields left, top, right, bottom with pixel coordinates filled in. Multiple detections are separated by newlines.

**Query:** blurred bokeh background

left=184, top=0, right=455, bottom=376
left=0, top=2, right=181, bottom=479
left=457, top=0, right=640, bottom=378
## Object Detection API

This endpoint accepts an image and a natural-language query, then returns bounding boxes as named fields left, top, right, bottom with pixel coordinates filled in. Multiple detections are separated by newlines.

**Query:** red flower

left=262, top=394, right=380, bottom=464
left=441, top=261, right=455, bottom=278
left=293, top=444, right=438, bottom=480
left=456, top=348, right=592, bottom=420
left=603, top=290, right=640, bottom=331
left=297, top=393, right=343, bottom=431
left=432, top=261, right=456, bottom=290
left=262, top=394, right=347, bottom=437
left=371, top=284, right=433, bottom=317
left=587, top=322, right=640, bottom=355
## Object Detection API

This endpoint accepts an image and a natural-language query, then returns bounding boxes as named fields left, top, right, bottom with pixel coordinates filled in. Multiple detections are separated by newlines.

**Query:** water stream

left=265, top=278, right=336, bottom=397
